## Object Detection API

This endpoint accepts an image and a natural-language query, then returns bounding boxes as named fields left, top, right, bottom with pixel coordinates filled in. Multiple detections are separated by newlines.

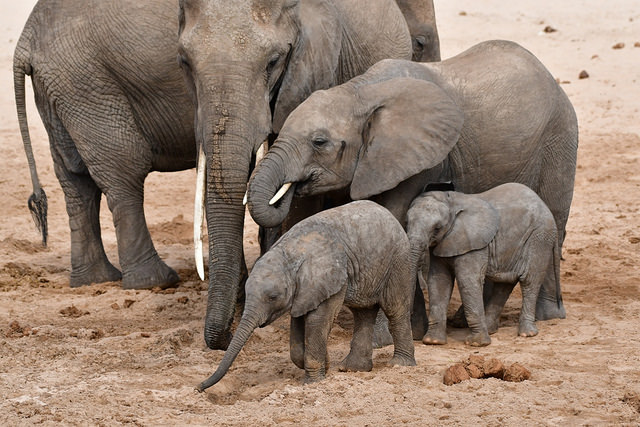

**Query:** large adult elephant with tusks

left=16, top=0, right=414, bottom=350
left=180, top=0, right=413, bottom=349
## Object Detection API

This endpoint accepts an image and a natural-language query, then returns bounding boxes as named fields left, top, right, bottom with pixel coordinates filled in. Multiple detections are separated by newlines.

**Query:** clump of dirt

left=59, top=305, right=89, bottom=318
left=443, top=355, right=531, bottom=385
left=4, top=320, right=35, bottom=338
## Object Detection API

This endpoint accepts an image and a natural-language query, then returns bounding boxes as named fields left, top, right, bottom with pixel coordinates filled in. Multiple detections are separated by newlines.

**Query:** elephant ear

left=271, top=0, right=342, bottom=133
left=433, top=193, right=500, bottom=258
left=290, top=233, right=348, bottom=318
left=350, top=78, right=464, bottom=200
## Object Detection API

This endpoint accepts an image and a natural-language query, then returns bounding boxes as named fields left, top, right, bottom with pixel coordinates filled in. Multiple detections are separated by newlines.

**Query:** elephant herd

left=15, top=0, right=578, bottom=388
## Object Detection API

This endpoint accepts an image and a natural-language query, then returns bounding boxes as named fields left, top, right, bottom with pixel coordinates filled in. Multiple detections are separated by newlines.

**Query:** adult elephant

left=179, top=0, right=412, bottom=349
left=15, top=0, right=195, bottom=289
left=246, top=41, right=578, bottom=332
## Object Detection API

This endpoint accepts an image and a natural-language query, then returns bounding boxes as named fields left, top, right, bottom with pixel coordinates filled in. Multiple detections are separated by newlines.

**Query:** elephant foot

left=422, top=329, right=447, bottom=345
left=303, top=369, right=326, bottom=384
left=518, top=321, right=538, bottom=337
left=338, top=354, right=373, bottom=372
left=122, top=257, right=179, bottom=290
left=389, top=354, right=416, bottom=367
left=70, top=261, right=122, bottom=287
left=535, top=298, right=566, bottom=321
left=449, top=305, right=469, bottom=328
left=465, top=332, right=491, bottom=347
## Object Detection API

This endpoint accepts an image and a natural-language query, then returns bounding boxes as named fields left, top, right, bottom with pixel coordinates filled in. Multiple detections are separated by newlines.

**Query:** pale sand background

left=1, top=1, right=639, bottom=425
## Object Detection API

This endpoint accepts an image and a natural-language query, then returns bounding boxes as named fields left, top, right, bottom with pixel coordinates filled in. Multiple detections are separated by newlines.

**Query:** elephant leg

left=520, top=244, right=552, bottom=337
left=483, top=280, right=516, bottom=334
left=454, top=253, right=491, bottom=347
left=77, top=104, right=178, bottom=290
left=303, top=287, right=346, bottom=383
left=47, top=110, right=121, bottom=287
left=381, top=282, right=416, bottom=366
left=519, top=276, right=541, bottom=337
left=423, top=257, right=454, bottom=345
left=449, top=279, right=512, bottom=332
left=372, top=311, right=394, bottom=349
left=339, top=306, right=378, bottom=372
left=536, top=264, right=566, bottom=321
left=102, top=180, right=178, bottom=289
left=290, top=315, right=305, bottom=369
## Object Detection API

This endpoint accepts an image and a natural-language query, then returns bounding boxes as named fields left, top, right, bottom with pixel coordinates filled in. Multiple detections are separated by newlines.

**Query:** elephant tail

left=551, top=239, right=562, bottom=311
left=14, top=44, right=48, bottom=247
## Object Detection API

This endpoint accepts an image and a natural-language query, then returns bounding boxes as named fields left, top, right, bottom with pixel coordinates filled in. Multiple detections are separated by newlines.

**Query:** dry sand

left=1, top=0, right=639, bottom=425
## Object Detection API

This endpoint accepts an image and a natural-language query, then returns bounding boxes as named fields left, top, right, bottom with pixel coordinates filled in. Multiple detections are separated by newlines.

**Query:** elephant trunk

left=195, top=66, right=270, bottom=350
left=197, top=307, right=265, bottom=392
left=246, top=142, right=299, bottom=228
left=409, top=242, right=428, bottom=282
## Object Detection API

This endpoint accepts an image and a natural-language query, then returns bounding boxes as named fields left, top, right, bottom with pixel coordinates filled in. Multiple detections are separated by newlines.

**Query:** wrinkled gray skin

left=198, top=201, right=416, bottom=391
left=179, top=0, right=412, bottom=350
left=247, top=40, right=578, bottom=343
left=15, top=0, right=195, bottom=290
left=407, top=183, right=560, bottom=346
left=15, top=0, right=412, bottom=349
left=395, top=0, right=440, bottom=61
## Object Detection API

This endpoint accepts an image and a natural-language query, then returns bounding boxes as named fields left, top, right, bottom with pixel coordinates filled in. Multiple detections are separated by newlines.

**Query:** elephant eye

left=312, top=137, right=329, bottom=148
left=266, top=54, right=281, bottom=77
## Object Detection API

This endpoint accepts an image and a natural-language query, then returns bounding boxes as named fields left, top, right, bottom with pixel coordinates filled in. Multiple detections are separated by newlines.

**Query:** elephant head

left=247, top=76, right=464, bottom=228
left=405, top=192, right=500, bottom=274
left=395, top=0, right=441, bottom=62
left=197, top=231, right=348, bottom=391
left=178, top=0, right=411, bottom=350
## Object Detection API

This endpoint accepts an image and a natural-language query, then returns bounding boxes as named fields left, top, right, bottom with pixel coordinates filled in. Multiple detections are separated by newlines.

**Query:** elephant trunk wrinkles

left=198, top=69, right=265, bottom=350
left=198, top=308, right=263, bottom=392
left=247, top=143, right=297, bottom=228
left=409, top=243, right=427, bottom=283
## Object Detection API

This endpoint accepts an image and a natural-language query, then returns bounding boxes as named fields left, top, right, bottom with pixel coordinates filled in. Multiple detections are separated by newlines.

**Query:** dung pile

left=443, top=355, right=531, bottom=385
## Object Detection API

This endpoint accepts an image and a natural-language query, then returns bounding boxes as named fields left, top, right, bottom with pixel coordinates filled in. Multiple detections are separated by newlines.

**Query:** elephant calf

left=406, top=183, right=560, bottom=346
left=198, top=201, right=416, bottom=391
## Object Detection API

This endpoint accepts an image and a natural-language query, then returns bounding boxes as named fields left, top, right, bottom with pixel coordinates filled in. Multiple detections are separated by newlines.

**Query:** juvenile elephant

left=16, top=0, right=413, bottom=348
left=246, top=40, right=578, bottom=338
left=197, top=201, right=416, bottom=391
left=406, top=183, right=560, bottom=346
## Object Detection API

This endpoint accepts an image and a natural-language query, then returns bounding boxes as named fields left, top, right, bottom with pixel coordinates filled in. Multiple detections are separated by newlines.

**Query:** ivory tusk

left=194, top=145, right=206, bottom=281
left=242, top=191, right=248, bottom=206
left=269, top=182, right=292, bottom=206
left=255, top=142, right=266, bottom=163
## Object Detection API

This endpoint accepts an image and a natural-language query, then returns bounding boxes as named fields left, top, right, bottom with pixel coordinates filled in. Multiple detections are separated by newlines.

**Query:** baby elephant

left=198, top=201, right=416, bottom=391
left=406, top=183, right=560, bottom=346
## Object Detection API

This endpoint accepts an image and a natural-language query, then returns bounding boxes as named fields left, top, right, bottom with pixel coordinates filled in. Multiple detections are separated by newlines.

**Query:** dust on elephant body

left=198, top=201, right=416, bottom=391
left=247, top=40, right=578, bottom=329
left=407, top=183, right=561, bottom=347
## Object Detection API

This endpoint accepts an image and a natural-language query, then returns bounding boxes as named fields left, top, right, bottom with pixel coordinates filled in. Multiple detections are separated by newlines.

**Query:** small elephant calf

left=406, top=183, right=560, bottom=346
left=198, top=201, right=416, bottom=391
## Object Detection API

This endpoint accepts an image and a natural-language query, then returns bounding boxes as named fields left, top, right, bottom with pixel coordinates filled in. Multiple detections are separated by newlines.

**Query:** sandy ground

left=1, top=0, right=639, bottom=425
